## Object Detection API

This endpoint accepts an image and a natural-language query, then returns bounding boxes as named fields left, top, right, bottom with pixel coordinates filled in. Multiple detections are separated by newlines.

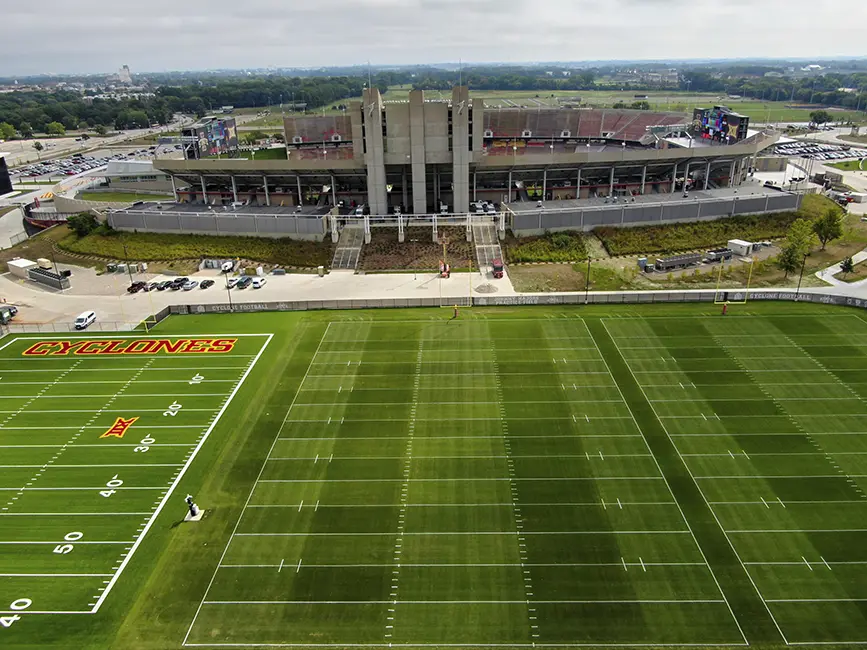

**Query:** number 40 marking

left=99, top=475, right=123, bottom=498
left=1, top=598, right=32, bottom=628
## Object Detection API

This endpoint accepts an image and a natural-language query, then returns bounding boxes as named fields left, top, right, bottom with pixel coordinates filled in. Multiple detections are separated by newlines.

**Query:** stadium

left=152, top=87, right=776, bottom=215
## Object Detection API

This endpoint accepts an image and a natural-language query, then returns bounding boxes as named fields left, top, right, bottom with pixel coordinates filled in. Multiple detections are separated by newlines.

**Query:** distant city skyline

left=3, top=0, right=866, bottom=77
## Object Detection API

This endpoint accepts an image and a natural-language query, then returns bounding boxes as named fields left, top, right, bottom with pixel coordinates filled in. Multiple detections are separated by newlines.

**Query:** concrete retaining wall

left=511, top=193, right=799, bottom=234
left=107, top=211, right=327, bottom=241
left=164, top=290, right=867, bottom=314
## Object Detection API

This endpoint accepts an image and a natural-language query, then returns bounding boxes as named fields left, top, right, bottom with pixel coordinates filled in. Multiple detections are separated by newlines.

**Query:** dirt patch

left=358, top=226, right=473, bottom=271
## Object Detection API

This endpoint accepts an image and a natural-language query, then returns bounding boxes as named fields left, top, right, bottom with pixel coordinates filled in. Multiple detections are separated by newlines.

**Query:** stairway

left=472, top=220, right=503, bottom=272
left=331, top=226, right=364, bottom=271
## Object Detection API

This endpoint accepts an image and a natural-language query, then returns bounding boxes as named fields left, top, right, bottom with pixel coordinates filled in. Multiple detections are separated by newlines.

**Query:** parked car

left=74, top=311, right=96, bottom=330
left=227, top=277, right=240, bottom=288
left=182, top=280, right=199, bottom=291
left=145, top=282, right=159, bottom=292
left=170, top=277, right=189, bottom=290
left=157, top=280, right=172, bottom=290
left=127, top=281, right=146, bottom=293
left=251, top=277, right=267, bottom=289
left=236, top=276, right=253, bottom=289
left=200, top=279, right=215, bottom=289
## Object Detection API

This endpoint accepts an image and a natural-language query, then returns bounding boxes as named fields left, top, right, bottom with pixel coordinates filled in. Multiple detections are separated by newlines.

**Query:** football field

left=0, top=333, right=271, bottom=623
left=3, top=307, right=867, bottom=648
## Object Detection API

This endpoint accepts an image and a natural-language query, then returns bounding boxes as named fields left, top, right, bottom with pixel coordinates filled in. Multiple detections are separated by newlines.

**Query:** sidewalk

left=815, top=247, right=867, bottom=288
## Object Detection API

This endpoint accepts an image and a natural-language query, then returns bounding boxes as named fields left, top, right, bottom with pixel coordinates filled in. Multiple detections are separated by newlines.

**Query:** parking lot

left=10, top=145, right=182, bottom=182
left=775, top=141, right=867, bottom=162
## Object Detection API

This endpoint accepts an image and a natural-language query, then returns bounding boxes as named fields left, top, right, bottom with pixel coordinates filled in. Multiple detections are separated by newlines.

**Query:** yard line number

left=1, top=598, right=32, bottom=628
left=53, top=531, right=84, bottom=555
left=99, top=475, right=124, bottom=498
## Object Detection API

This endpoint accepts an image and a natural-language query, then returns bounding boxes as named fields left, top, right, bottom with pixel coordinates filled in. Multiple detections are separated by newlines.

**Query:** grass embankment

left=58, top=230, right=334, bottom=268
left=594, top=194, right=833, bottom=257
left=835, top=260, right=867, bottom=283
left=503, top=231, right=588, bottom=263
left=76, top=191, right=174, bottom=203
left=510, top=195, right=866, bottom=292
left=829, top=160, right=866, bottom=172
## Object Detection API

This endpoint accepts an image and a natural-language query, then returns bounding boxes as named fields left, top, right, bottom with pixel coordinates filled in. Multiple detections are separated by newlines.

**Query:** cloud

left=1, top=0, right=866, bottom=76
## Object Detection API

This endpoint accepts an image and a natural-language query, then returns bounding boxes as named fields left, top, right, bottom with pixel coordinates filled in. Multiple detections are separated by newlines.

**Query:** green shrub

left=594, top=194, right=838, bottom=257
left=506, top=231, right=588, bottom=263
left=58, top=231, right=333, bottom=268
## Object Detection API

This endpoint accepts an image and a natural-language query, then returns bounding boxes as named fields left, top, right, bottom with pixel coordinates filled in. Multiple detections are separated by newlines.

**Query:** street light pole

left=225, top=275, right=234, bottom=312
left=121, top=238, right=134, bottom=286
left=584, top=258, right=592, bottom=305
left=795, top=253, right=808, bottom=300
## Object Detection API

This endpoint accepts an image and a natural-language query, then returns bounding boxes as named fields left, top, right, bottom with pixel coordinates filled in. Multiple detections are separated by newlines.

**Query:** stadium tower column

left=263, top=176, right=270, bottom=207
left=199, top=175, right=207, bottom=204
left=608, top=167, right=614, bottom=196
left=670, top=163, right=677, bottom=193
left=683, top=162, right=690, bottom=190
left=639, top=165, right=646, bottom=195
left=409, top=89, right=427, bottom=214
left=451, top=85, right=471, bottom=214
left=231, top=176, right=238, bottom=203
left=362, top=87, right=388, bottom=214
left=170, top=176, right=178, bottom=202
left=704, top=161, right=711, bottom=190
left=729, top=161, right=737, bottom=187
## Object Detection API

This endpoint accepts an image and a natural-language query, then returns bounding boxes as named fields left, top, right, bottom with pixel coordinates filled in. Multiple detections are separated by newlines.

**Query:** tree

left=809, top=110, right=832, bottom=127
left=66, top=213, right=99, bottom=237
left=776, top=244, right=801, bottom=278
left=45, top=121, right=66, bottom=136
left=812, top=208, right=843, bottom=250
left=18, top=122, right=33, bottom=138
left=631, top=100, right=651, bottom=110
left=786, top=217, right=816, bottom=258
left=32, top=141, right=43, bottom=158
left=94, top=125, right=107, bottom=136
left=0, top=122, right=16, bottom=140
left=840, top=256, right=855, bottom=277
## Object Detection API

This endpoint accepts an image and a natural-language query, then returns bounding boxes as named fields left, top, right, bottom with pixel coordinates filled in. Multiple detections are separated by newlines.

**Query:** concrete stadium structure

left=153, top=86, right=780, bottom=217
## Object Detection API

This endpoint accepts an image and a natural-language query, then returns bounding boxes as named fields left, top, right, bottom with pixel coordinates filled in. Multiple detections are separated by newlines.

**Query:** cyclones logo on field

left=22, top=338, right=238, bottom=356
left=100, top=417, right=139, bottom=439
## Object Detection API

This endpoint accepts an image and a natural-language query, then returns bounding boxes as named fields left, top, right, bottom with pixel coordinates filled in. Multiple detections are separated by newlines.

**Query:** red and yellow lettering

left=101, top=340, right=128, bottom=355
left=125, top=339, right=158, bottom=354
left=75, top=341, right=110, bottom=355
left=99, top=416, right=139, bottom=439
left=152, top=339, right=185, bottom=354
left=209, top=338, right=237, bottom=353
left=22, top=342, right=58, bottom=356
left=181, top=339, right=212, bottom=354
left=52, top=341, right=78, bottom=356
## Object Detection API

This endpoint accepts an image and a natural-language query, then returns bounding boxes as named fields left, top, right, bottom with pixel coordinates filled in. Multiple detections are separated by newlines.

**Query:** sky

left=3, top=0, right=867, bottom=76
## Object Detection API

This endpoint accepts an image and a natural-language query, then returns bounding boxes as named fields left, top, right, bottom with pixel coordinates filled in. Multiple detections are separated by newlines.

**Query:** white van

left=251, top=277, right=267, bottom=289
left=74, top=311, right=96, bottom=330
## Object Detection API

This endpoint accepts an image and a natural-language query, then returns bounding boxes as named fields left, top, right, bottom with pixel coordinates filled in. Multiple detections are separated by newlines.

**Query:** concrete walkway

left=815, top=247, right=867, bottom=287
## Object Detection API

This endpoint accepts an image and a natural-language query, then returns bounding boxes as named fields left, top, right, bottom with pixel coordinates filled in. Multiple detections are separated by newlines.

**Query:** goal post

left=713, top=257, right=754, bottom=305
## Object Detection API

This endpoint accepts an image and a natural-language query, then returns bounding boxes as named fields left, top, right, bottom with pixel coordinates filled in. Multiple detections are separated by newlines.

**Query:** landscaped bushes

left=594, top=194, right=837, bottom=256
left=58, top=231, right=333, bottom=268
left=505, top=231, right=588, bottom=263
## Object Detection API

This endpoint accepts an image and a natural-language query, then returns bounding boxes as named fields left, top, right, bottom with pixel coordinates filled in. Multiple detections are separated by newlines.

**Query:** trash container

left=318, top=266, right=325, bottom=277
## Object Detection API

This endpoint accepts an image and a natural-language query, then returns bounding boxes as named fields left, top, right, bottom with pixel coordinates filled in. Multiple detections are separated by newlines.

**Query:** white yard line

left=584, top=320, right=749, bottom=645
left=600, top=320, right=785, bottom=645
left=182, top=324, right=330, bottom=645
left=90, top=333, right=273, bottom=614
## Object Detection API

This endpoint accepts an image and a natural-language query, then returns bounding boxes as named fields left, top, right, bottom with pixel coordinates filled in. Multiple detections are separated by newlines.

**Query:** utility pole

left=795, top=253, right=808, bottom=300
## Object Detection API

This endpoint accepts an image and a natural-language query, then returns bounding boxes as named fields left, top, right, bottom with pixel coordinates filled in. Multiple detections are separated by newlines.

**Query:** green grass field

left=3, top=304, right=867, bottom=647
